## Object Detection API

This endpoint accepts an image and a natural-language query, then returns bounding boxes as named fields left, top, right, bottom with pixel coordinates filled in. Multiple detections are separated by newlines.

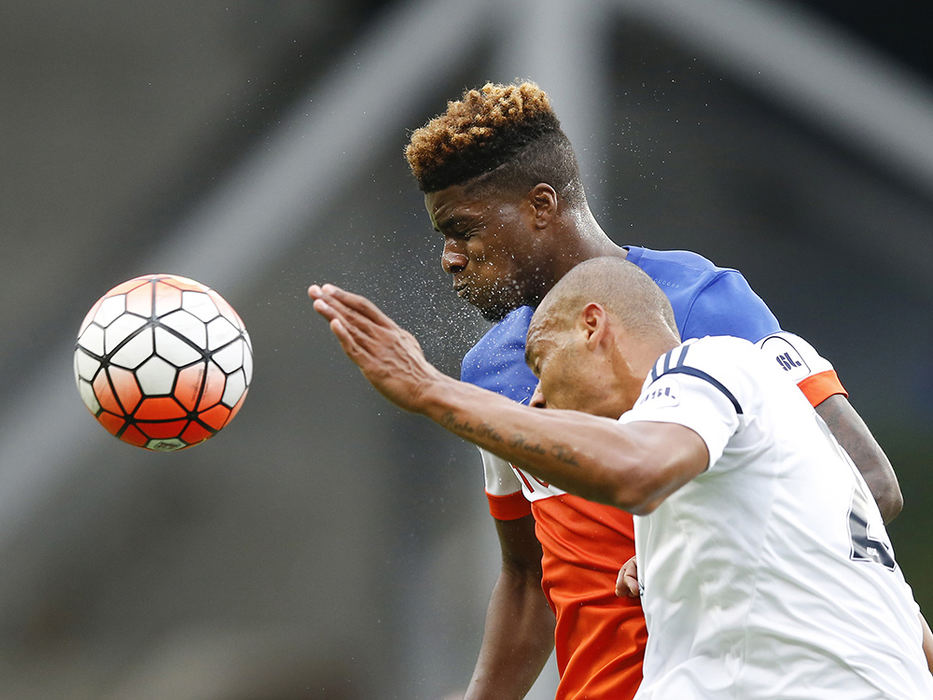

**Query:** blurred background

left=1, top=0, right=931, bottom=697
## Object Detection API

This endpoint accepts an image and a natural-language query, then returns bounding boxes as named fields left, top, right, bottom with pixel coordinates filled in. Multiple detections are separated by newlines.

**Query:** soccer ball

left=74, top=274, right=253, bottom=452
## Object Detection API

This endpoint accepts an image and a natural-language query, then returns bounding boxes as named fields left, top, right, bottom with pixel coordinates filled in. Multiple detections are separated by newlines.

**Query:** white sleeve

left=618, top=371, right=741, bottom=472
left=478, top=447, right=523, bottom=496
left=757, top=331, right=834, bottom=384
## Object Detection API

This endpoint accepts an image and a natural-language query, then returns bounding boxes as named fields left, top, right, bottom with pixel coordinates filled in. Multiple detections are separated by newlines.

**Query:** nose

left=442, top=240, right=468, bottom=274
left=530, top=383, right=547, bottom=409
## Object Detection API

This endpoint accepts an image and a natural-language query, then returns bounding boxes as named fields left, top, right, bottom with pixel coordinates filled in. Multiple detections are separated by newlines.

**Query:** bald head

left=524, top=257, right=680, bottom=415
left=531, top=257, right=679, bottom=341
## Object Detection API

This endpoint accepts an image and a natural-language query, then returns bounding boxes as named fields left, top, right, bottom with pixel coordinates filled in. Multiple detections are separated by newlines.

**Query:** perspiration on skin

left=308, top=258, right=705, bottom=516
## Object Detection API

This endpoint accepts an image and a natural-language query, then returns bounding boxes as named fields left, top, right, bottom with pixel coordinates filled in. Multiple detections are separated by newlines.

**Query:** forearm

left=921, top=612, right=933, bottom=674
left=465, top=567, right=555, bottom=699
left=815, top=395, right=902, bottom=522
left=419, top=377, right=673, bottom=514
left=309, top=282, right=701, bottom=510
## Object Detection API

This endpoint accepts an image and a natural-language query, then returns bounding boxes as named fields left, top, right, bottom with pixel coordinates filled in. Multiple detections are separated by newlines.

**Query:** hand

left=308, top=284, right=446, bottom=414
left=615, top=556, right=639, bottom=598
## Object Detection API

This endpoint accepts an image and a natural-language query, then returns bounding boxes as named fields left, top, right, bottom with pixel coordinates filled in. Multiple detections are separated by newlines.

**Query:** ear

left=528, top=183, right=558, bottom=229
left=580, top=303, right=609, bottom=349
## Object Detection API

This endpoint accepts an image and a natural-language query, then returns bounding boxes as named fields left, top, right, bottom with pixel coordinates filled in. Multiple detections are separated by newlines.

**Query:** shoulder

left=627, top=247, right=780, bottom=342
left=654, top=335, right=760, bottom=376
left=461, top=305, right=538, bottom=402
left=624, top=338, right=759, bottom=467
left=626, top=245, right=724, bottom=285
left=756, top=331, right=833, bottom=382
left=648, top=337, right=766, bottom=413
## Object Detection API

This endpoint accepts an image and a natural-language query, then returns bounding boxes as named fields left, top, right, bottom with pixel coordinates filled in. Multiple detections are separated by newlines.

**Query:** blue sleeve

left=681, top=271, right=781, bottom=343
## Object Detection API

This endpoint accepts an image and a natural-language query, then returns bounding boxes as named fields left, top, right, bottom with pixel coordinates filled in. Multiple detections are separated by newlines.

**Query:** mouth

left=453, top=282, right=470, bottom=299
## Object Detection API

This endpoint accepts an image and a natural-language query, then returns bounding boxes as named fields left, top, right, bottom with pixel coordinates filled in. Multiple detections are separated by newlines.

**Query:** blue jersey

left=461, top=246, right=780, bottom=397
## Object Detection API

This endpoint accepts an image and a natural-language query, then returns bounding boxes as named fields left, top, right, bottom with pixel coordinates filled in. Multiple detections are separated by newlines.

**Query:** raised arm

left=308, top=284, right=708, bottom=515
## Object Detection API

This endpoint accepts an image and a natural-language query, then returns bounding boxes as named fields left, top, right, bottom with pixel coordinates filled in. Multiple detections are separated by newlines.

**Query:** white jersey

left=482, top=331, right=841, bottom=504
left=619, top=336, right=933, bottom=699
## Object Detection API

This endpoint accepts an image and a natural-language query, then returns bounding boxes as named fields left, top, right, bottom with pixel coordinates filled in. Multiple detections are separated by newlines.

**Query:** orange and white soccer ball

left=74, top=274, right=253, bottom=451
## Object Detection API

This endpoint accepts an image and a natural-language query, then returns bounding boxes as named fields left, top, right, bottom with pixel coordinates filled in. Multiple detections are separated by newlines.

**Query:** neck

left=553, top=206, right=627, bottom=279
left=615, top=333, right=681, bottom=412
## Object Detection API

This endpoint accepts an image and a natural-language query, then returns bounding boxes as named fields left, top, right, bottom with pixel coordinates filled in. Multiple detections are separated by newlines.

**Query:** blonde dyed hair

left=405, top=82, right=582, bottom=201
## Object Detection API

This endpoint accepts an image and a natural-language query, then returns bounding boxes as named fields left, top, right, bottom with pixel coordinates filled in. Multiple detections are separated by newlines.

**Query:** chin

left=475, top=294, right=526, bottom=323
left=480, top=306, right=510, bottom=323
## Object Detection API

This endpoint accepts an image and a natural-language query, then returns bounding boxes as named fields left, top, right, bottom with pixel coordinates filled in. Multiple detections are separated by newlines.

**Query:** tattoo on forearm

left=440, top=412, right=581, bottom=467
left=507, top=434, right=546, bottom=454
left=550, top=443, right=581, bottom=467
left=440, top=412, right=503, bottom=443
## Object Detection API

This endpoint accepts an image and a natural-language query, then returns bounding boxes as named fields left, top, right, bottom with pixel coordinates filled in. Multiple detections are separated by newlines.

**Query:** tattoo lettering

left=440, top=412, right=504, bottom=443
left=508, top=434, right=547, bottom=455
left=550, top=443, right=581, bottom=467
left=510, top=435, right=581, bottom=467
left=440, top=413, right=581, bottom=469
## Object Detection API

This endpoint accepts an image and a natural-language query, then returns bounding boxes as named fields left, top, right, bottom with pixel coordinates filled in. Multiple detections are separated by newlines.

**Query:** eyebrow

left=434, top=211, right=478, bottom=233
left=433, top=215, right=456, bottom=232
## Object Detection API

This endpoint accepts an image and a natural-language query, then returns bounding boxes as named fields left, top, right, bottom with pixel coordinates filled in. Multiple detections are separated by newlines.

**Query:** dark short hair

left=405, top=82, right=584, bottom=204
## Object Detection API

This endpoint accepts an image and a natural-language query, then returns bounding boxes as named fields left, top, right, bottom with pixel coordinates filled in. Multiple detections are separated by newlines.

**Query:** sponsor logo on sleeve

left=639, top=377, right=681, bottom=409
left=759, top=336, right=811, bottom=382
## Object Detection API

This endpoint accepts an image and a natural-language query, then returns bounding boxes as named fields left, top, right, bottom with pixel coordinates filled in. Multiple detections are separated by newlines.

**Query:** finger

left=328, top=317, right=361, bottom=359
left=313, top=298, right=372, bottom=361
left=308, top=284, right=322, bottom=300
left=615, top=566, right=640, bottom=598
left=621, top=569, right=639, bottom=598
left=330, top=319, right=380, bottom=376
left=313, top=295, right=371, bottom=343
left=320, top=284, right=397, bottom=329
left=312, top=297, right=340, bottom=323
left=315, top=294, right=387, bottom=359
left=615, top=567, right=626, bottom=598
left=314, top=286, right=418, bottom=372
left=314, top=287, right=374, bottom=328
left=315, top=291, right=396, bottom=360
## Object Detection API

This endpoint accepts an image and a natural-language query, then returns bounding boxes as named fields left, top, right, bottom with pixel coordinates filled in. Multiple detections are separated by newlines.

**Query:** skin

left=466, top=515, right=553, bottom=698
left=814, top=394, right=902, bottom=522
left=923, top=614, right=933, bottom=673
left=422, top=178, right=903, bottom=697
left=309, top=282, right=706, bottom=700
left=616, top=556, right=640, bottom=599
left=427, top=182, right=623, bottom=322
left=307, top=283, right=707, bottom=513
left=308, top=282, right=933, bottom=685
left=428, top=179, right=901, bottom=518
left=428, top=182, right=635, bottom=697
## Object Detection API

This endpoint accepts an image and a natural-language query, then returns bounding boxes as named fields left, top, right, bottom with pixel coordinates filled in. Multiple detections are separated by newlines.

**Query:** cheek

left=480, top=243, right=525, bottom=278
left=467, top=240, right=485, bottom=263
left=540, top=371, right=574, bottom=410
left=556, top=369, right=599, bottom=411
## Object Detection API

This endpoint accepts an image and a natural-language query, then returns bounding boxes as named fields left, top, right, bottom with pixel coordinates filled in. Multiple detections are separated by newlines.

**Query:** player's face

left=526, top=318, right=614, bottom=417
left=425, top=184, right=549, bottom=322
